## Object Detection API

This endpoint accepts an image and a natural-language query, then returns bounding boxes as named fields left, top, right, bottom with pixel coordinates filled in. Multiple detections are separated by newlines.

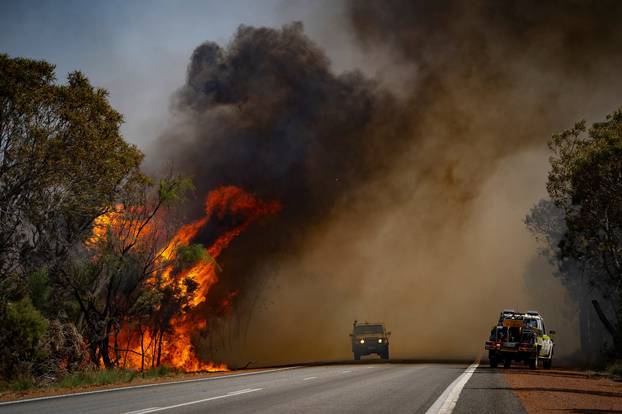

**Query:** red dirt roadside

left=504, top=368, right=622, bottom=413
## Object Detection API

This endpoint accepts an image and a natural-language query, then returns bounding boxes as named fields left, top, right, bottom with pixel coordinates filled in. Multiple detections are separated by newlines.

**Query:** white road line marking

left=226, top=388, right=252, bottom=394
left=0, top=367, right=298, bottom=406
left=303, top=376, right=317, bottom=381
left=124, top=408, right=159, bottom=414
left=425, top=362, right=479, bottom=414
left=342, top=370, right=352, bottom=373
left=134, top=388, right=263, bottom=413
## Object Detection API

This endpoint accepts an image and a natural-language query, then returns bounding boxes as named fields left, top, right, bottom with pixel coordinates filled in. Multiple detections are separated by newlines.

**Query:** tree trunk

left=157, top=330, right=164, bottom=367
left=89, top=342, right=99, bottom=367
left=100, top=336, right=112, bottom=368
left=591, top=299, right=622, bottom=356
left=113, top=327, right=120, bottom=366
left=139, top=327, right=145, bottom=373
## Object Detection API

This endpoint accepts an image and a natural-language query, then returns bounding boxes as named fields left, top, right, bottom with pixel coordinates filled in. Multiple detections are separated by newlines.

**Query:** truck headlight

left=378, top=339, right=383, bottom=343
left=360, top=339, right=365, bottom=344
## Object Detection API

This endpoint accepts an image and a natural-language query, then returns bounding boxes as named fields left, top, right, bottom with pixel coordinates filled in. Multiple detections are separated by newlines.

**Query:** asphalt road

left=0, top=363, right=525, bottom=414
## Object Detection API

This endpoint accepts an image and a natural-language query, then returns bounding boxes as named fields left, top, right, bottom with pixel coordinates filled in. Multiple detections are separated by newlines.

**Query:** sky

left=0, top=0, right=348, bottom=152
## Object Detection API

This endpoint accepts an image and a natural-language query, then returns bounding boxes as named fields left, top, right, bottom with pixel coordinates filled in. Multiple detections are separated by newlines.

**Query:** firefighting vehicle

left=350, top=320, right=390, bottom=360
left=485, top=309, right=555, bottom=369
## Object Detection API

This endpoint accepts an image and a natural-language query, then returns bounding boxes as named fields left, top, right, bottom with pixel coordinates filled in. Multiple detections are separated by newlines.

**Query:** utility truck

left=485, top=310, right=555, bottom=369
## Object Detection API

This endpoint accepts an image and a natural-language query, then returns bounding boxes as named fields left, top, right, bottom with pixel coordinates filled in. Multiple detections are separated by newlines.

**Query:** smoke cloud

left=153, top=0, right=622, bottom=365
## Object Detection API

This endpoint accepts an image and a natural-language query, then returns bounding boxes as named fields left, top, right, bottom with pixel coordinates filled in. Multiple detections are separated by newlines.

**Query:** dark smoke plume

left=154, top=1, right=622, bottom=364
left=170, top=22, right=407, bottom=202
left=157, top=22, right=409, bottom=308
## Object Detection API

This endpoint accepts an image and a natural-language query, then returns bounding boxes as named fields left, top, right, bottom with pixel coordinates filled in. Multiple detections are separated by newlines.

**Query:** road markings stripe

left=132, top=388, right=263, bottom=413
left=303, top=376, right=317, bottom=381
left=0, top=366, right=299, bottom=406
left=124, top=408, right=159, bottom=414
left=226, top=388, right=252, bottom=394
left=342, top=370, right=352, bottom=373
left=425, top=362, right=479, bottom=414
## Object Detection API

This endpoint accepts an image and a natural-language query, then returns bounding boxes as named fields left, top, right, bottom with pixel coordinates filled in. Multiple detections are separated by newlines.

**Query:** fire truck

left=485, top=309, right=555, bottom=369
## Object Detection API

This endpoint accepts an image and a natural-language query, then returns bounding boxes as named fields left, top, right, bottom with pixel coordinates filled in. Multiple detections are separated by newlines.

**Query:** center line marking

left=342, top=370, right=352, bottom=373
left=124, top=408, right=159, bottom=414
left=227, top=388, right=252, bottom=394
left=131, top=388, right=263, bottom=413
left=303, top=376, right=317, bottom=381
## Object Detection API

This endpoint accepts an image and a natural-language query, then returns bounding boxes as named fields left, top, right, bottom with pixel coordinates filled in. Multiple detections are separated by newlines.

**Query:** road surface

left=0, top=363, right=525, bottom=414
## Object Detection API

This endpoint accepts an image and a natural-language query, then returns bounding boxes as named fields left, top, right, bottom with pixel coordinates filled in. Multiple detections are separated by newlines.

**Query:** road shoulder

left=453, top=366, right=526, bottom=414
left=0, top=367, right=292, bottom=404
left=504, top=368, right=622, bottom=413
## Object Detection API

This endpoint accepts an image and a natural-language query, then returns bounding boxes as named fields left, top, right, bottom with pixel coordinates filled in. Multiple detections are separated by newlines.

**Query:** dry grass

left=0, top=366, right=254, bottom=402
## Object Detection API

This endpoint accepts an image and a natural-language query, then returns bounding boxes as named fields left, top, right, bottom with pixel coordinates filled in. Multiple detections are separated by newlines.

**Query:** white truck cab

left=523, top=310, right=555, bottom=368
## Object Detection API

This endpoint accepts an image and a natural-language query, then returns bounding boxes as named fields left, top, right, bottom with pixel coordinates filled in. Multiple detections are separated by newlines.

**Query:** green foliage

left=176, top=244, right=210, bottom=269
left=4, top=376, right=37, bottom=392
left=129, top=289, right=164, bottom=320
left=0, top=365, right=184, bottom=395
left=27, top=269, right=50, bottom=313
left=57, top=368, right=137, bottom=388
left=142, top=365, right=177, bottom=378
left=547, top=110, right=622, bottom=286
left=0, top=54, right=202, bottom=380
left=544, top=108, right=622, bottom=356
left=0, top=298, right=49, bottom=380
left=0, top=53, right=145, bottom=290
left=159, top=177, right=195, bottom=204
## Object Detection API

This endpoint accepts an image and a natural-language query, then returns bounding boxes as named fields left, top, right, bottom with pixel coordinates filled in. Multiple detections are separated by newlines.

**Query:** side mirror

left=349, top=333, right=353, bottom=337
left=549, top=330, right=556, bottom=335
left=387, top=331, right=392, bottom=336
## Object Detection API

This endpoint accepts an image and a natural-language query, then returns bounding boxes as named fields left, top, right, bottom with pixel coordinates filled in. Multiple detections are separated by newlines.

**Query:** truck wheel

left=543, top=358, right=552, bottom=369
left=381, top=349, right=389, bottom=360
left=354, top=352, right=361, bottom=361
left=503, top=358, right=511, bottom=368
left=489, top=357, right=498, bottom=368
left=528, top=356, right=538, bottom=369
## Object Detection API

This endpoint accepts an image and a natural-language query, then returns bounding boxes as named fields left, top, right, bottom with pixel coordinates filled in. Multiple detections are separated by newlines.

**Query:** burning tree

left=0, top=53, right=282, bottom=381
left=77, top=181, right=280, bottom=371
left=0, top=54, right=143, bottom=381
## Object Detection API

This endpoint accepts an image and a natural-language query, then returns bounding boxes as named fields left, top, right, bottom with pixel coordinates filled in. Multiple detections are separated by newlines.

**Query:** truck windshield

left=354, top=325, right=384, bottom=334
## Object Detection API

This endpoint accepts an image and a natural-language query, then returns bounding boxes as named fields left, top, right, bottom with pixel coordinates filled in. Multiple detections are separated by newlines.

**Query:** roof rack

left=502, top=309, right=517, bottom=314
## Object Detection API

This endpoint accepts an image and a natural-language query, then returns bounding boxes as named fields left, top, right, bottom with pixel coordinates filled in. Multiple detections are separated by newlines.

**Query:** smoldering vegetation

left=152, top=0, right=622, bottom=365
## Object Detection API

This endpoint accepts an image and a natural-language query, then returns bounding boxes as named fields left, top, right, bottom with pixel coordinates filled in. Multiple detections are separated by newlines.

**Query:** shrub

left=0, top=298, right=48, bottom=380
left=57, top=368, right=136, bottom=388
left=608, top=361, right=622, bottom=378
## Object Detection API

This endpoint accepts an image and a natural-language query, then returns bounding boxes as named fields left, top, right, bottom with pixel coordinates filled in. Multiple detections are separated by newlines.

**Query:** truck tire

left=354, top=352, right=361, bottom=361
left=381, top=349, right=389, bottom=360
left=503, top=358, right=511, bottom=368
left=543, top=349, right=553, bottom=369
left=528, top=356, right=538, bottom=369
left=489, top=357, right=498, bottom=368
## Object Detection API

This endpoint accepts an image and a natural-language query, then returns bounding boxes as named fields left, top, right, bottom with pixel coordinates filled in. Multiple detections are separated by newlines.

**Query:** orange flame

left=90, top=186, right=281, bottom=372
